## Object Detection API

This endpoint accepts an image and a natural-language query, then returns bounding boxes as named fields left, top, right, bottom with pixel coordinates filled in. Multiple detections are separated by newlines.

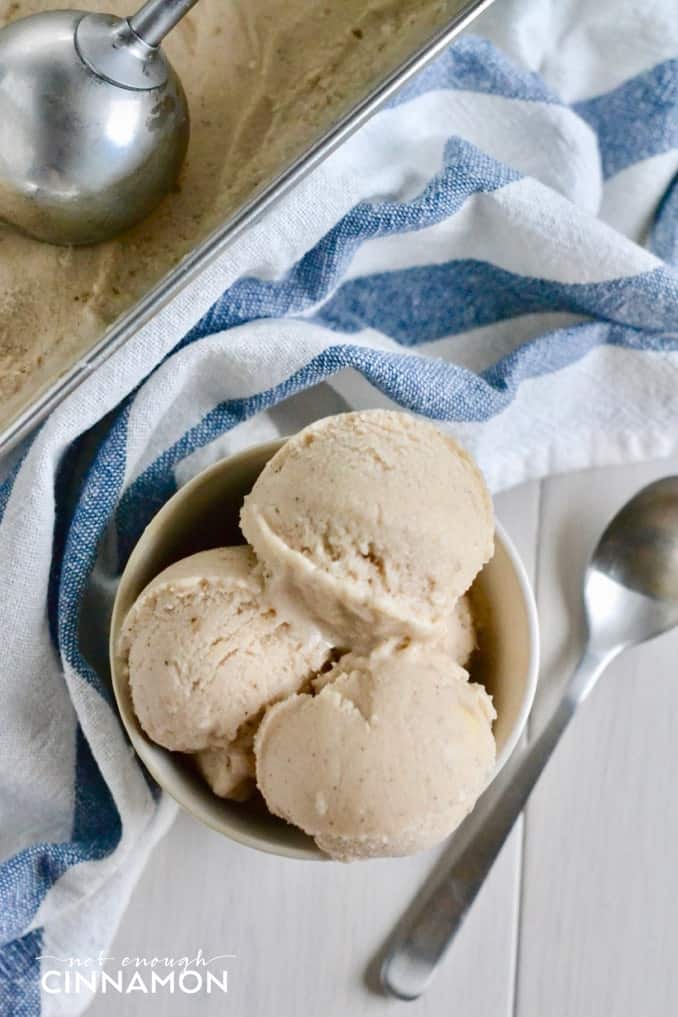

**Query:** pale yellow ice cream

left=241, top=411, right=493, bottom=650
left=119, top=411, right=496, bottom=852
left=444, top=595, right=475, bottom=666
left=196, top=724, right=257, bottom=803
left=0, top=0, right=458, bottom=431
left=119, top=545, right=329, bottom=753
left=254, top=644, right=496, bottom=860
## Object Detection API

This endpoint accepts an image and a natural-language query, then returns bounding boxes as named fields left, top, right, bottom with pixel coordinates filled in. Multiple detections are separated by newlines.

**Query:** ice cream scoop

left=443, top=595, right=475, bottom=666
left=241, top=411, right=494, bottom=651
left=196, top=726, right=257, bottom=802
left=118, top=545, right=329, bottom=753
left=255, top=644, right=496, bottom=861
left=0, top=0, right=200, bottom=245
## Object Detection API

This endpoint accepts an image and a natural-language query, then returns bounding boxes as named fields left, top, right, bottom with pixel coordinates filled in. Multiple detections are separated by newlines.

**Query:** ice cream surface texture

left=240, top=411, right=494, bottom=649
left=254, top=645, right=496, bottom=860
left=119, top=411, right=497, bottom=857
left=444, top=595, right=476, bottom=666
left=119, top=546, right=329, bottom=754
left=196, top=727, right=257, bottom=803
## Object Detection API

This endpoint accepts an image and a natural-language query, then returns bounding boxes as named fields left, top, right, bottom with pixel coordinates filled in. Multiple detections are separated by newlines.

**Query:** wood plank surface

left=516, top=458, right=678, bottom=1017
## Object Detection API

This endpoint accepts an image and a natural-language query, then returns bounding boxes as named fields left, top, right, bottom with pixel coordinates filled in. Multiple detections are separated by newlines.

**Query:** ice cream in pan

left=119, top=410, right=496, bottom=860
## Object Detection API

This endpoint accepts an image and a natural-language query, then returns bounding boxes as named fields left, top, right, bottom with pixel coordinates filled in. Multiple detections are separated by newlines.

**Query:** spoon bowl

left=585, top=476, right=678, bottom=653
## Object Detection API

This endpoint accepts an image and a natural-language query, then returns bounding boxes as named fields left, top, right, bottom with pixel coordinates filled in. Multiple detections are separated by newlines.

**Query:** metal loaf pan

left=0, top=0, right=494, bottom=455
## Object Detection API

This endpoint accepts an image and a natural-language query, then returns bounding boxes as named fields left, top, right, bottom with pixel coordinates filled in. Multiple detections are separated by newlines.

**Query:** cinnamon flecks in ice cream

left=255, top=644, right=496, bottom=860
left=240, top=411, right=493, bottom=650
left=119, top=546, right=329, bottom=758
left=120, top=410, right=496, bottom=858
left=195, top=725, right=258, bottom=803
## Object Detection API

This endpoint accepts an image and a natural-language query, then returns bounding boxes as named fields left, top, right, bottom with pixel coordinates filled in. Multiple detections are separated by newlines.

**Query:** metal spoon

left=380, top=476, right=678, bottom=1000
left=0, top=0, right=200, bottom=246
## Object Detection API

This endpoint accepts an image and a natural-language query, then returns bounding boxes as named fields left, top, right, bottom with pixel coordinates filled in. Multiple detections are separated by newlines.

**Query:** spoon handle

left=130, top=0, right=201, bottom=48
left=380, top=647, right=611, bottom=1001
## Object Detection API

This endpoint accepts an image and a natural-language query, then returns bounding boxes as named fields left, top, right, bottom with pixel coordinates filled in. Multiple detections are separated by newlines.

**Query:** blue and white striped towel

left=1, top=0, right=677, bottom=1012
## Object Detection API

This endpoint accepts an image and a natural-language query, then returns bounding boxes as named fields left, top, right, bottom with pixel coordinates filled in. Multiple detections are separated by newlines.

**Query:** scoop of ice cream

left=196, top=723, right=257, bottom=802
left=119, top=546, right=329, bottom=753
left=254, top=644, right=496, bottom=860
left=215, top=595, right=473, bottom=810
left=443, top=595, right=475, bottom=666
left=240, top=410, right=493, bottom=650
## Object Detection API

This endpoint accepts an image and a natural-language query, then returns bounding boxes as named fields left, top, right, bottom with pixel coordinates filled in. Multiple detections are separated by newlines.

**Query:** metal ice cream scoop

left=0, top=0, right=200, bottom=246
left=381, top=475, right=678, bottom=1000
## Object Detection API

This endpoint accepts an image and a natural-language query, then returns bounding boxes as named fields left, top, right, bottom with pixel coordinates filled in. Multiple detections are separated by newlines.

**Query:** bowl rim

left=492, top=519, right=540, bottom=775
left=109, top=438, right=540, bottom=861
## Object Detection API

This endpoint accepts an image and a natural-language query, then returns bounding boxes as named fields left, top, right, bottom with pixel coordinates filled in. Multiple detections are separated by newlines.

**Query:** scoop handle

left=380, top=647, right=611, bottom=1001
left=129, top=0, right=201, bottom=47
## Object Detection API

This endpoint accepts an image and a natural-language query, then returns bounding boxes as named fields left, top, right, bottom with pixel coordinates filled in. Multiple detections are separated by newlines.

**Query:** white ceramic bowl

left=110, top=438, right=539, bottom=860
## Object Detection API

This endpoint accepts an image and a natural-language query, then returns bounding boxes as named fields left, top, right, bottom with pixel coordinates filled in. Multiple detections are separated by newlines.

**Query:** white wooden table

left=89, top=456, right=678, bottom=1017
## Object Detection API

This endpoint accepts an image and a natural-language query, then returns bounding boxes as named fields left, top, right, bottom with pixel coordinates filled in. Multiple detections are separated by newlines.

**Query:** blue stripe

left=0, top=460, right=22, bottom=526
left=71, top=726, right=122, bottom=860
left=388, top=36, right=560, bottom=108
left=651, top=171, right=678, bottom=266
left=392, top=41, right=678, bottom=187
left=187, top=137, right=519, bottom=342
left=116, top=392, right=276, bottom=567
left=47, top=430, right=95, bottom=649
left=57, top=402, right=131, bottom=686
left=117, top=321, right=678, bottom=552
left=0, top=734, right=122, bottom=950
left=311, top=262, right=678, bottom=343
left=181, top=136, right=678, bottom=367
left=480, top=321, right=677, bottom=396
left=0, top=438, right=34, bottom=525
left=114, top=349, right=458, bottom=562
left=0, top=733, right=122, bottom=1012
left=0, top=841, right=76, bottom=948
left=575, top=60, right=678, bottom=179
left=0, top=406, right=131, bottom=961
left=0, top=928, right=42, bottom=1017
